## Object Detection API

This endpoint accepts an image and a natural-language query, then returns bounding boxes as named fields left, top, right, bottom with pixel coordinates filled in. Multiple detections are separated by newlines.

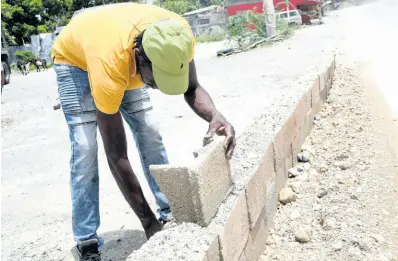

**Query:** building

left=182, top=5, right=228, bottom=36
left=225, top=0, right=322, bottom=16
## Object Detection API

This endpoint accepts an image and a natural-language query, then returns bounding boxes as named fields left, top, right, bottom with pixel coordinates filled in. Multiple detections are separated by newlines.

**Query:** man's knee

left=135, top=110, right=165, bottom=150
left=69, top=121, right=99, bottom=174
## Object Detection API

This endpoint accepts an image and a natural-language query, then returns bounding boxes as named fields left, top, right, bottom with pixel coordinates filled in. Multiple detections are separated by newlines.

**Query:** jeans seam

left=68, top=120, right=97, bottom=127
left=57, top=64, right=83, bottom=114
left=70, top=129, right=76, bottom=179
left=69, top=66, right=84, bottom=112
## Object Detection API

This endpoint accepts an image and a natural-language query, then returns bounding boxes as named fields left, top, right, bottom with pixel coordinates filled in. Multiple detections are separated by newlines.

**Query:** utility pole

left=286, top=0, right=290, bottom=19
left=264, top=0, right=276, bottom=37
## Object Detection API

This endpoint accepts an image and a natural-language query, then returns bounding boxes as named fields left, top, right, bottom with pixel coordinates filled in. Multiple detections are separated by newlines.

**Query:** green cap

left=143, top=19, right=193, bottom=95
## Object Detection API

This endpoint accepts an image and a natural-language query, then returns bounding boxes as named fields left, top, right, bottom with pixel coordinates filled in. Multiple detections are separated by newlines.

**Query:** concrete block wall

left=128, top=57, right=336, bottom=261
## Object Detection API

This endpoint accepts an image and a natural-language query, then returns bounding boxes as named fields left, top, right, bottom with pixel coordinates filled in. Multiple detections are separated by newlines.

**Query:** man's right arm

left=87, top=57, right=134, bottom=182
left=96, top=110, right=140, bottom=197
left=96, top=110, right=156, bottom=229
left=87, top=56, right=156, bottom=228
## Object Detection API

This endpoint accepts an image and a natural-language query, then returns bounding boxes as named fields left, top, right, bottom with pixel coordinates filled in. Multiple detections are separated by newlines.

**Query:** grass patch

left=195, top=33, right=226, bottom=43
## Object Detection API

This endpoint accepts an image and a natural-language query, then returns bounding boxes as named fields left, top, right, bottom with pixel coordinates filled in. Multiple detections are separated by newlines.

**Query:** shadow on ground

left=101, top=230, right=147, bottom=261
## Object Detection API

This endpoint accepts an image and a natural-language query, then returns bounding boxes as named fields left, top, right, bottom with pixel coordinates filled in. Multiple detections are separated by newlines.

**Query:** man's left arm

left=184, top=60, right=236, bottom=158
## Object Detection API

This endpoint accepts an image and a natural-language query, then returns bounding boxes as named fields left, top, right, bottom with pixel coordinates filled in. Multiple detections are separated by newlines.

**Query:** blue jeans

left=53, top=64, right=171, bottom=246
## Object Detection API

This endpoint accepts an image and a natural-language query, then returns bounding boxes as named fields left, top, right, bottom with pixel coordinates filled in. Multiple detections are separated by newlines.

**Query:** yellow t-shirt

left=52, top=3, right=194, bottom=114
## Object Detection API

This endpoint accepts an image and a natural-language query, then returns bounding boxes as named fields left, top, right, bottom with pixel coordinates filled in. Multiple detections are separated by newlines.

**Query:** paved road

left=3, top=1, right=397, bottom=259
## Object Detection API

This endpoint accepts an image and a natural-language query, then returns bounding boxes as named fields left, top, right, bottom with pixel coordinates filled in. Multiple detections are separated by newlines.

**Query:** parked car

left=1, top=32, right=11, bottom=85
left=276, top=9, right=303, bottom=26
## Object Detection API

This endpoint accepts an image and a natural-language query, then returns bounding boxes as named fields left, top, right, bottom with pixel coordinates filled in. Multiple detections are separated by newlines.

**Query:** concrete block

left=207, top=236, right=220, bottom=261
left=293, top=89, right=312, bottom=126
left=274, top=143, right=292, bottom=193
left=331, top=59, right=336, bottom=81
left=319, top=83, right=327, bottom=102
left=151, top=165, right=196, bottom=223
left=263, top=143, right=276, bottom=185
left=238, top=252, right=247, bottom=261
left=190, top=137, right=233, bottom=226
left=319, top=71, right=325, bottom=93
left=291, top=88, right=312, bottom=164
left=273, top=115, right=296, bottom=164
left=312, top=96, right=323, bottom=117
left=326, top=77, right=332, bottom=96
left=325, top=66, right=331, bottom=83
left=311, top=77, right=320, bottom=102
left=265, top=181, right=277, bottom=230
left=324, top=65, right=333, bottom=96
left=217, top=192, right=250, bottom=261
left=245, top=143, right=274, bottom=228
left=273, top=114, right=296, bottom=192
left=300, top=108, right=314, bottom=142
left=151, top=137, right=232, bottom=226
left=292, top=129, right=301, bottom=165
left=244, top=209, right=268, bottom=261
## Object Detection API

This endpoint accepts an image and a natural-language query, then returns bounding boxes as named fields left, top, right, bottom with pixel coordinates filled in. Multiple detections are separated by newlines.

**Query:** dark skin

left=96, top=48, right=236, bottom=239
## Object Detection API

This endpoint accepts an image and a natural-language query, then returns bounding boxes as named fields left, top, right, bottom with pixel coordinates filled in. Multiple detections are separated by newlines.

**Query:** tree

left=154, top=0, right=204, bottom=15
left=1, top=0, right=72, bottom=45
left=2, top=0, right=193, bottom=45
left=162, top=0, right=189, bottom=14
left=209, top=0, right=225, bottom=6
left=72, top=0, right=140, bottom=12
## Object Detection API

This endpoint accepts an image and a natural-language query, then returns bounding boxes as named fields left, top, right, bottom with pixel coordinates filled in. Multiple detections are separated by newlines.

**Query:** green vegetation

left=1, top=0, right=227, bottom=45
left=1, top=0, right=294, bottom=47
left=228, top=11, right=266, bottom=38
left=195, top=33, right=225, bottom=43
left=228, top=10, right=295, bottom=39
left=153, top=0, right=225, bottom=15
left=1, top=0, right=140, bottom=45
left=15, top=50, right=38, bottom=63
left=276, top=19, right=295, bottom=38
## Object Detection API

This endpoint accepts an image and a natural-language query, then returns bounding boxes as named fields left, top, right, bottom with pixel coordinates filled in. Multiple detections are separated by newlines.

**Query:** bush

left=228, top=10, right=296, bottom=40
left=15, top=50, right=38, bottom=64
left=228, top=10, right=266, bottom=38
left=276, top=20, right=295, bottom=38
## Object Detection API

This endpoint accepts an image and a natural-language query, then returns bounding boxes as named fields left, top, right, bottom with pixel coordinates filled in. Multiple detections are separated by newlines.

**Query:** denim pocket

left=55, top=64, right=82, bottom=114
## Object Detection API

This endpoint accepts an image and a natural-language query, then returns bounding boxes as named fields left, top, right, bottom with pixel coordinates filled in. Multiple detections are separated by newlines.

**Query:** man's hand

left=204, top=113, right=236, bottom=159
left=185, top=60, right=236, bottom=159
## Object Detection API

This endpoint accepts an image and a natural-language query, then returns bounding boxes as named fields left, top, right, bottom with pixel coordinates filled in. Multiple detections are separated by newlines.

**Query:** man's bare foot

left=144, top=219, right=164, bottom=239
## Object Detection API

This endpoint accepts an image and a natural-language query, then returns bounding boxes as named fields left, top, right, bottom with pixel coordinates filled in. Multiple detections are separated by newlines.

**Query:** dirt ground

left=260, top=63, right=398, bottom=261
left=2, top=0, right=398, bottom=260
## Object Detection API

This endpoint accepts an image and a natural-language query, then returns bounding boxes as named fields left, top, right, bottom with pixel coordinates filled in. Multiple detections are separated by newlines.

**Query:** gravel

left=261, top=64, right=398, bottom=261
left=127, top=223, right=212, bottom=261
left=294, top=228, right=310, bottom=243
